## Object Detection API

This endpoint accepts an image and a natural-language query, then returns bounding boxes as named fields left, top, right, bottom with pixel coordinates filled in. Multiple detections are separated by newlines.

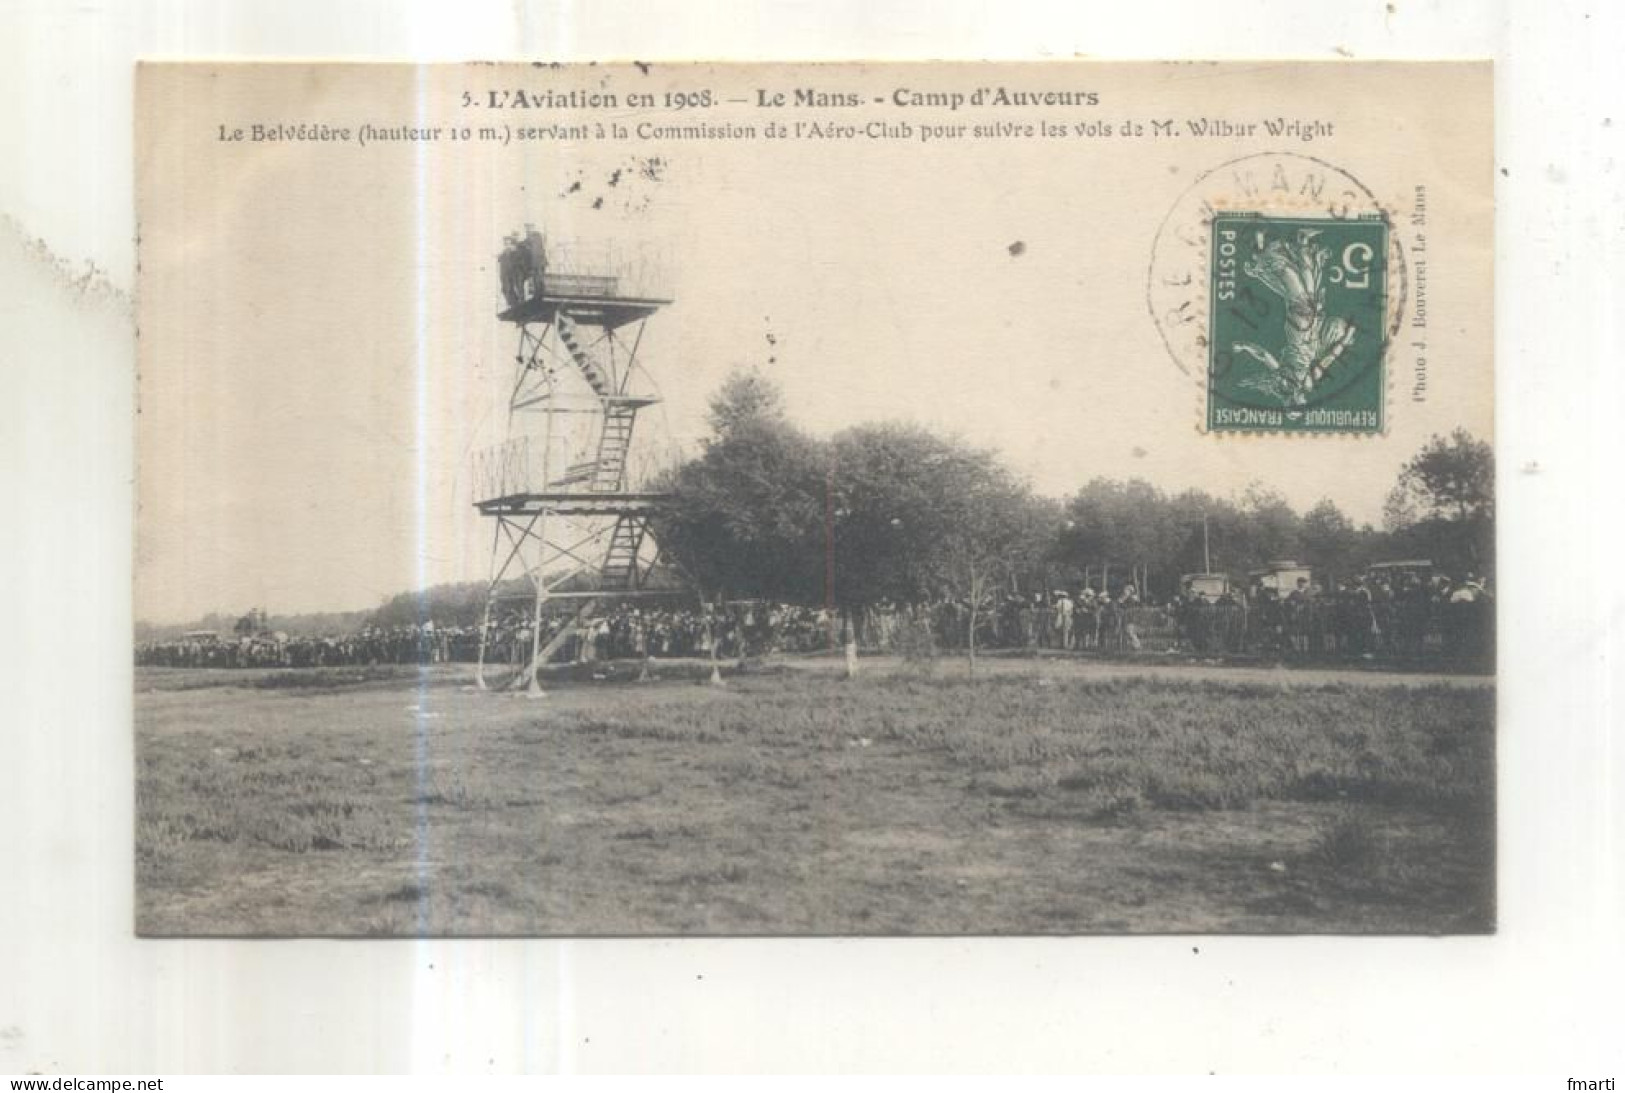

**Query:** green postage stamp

left=1207, top=213, right=1389, bottom=434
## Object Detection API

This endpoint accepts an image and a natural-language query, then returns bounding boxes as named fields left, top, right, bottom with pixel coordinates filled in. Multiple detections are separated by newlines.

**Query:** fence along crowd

left=136, top=562, right=1494, bottom=670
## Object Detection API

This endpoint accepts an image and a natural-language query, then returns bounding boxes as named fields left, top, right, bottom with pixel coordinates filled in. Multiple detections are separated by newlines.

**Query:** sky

left=134, top=62, right=1493, bottom=622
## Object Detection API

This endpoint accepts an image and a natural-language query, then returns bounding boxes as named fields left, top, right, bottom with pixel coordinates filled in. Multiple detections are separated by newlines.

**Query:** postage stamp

left=1146, top=151, right=1409, bottom=436
left=1207, top=213, right=1388, bottom=433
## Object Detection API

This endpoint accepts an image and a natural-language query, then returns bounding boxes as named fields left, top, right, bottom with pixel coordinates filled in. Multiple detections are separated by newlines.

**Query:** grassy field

left=134, top=660, right=1495, bottom=935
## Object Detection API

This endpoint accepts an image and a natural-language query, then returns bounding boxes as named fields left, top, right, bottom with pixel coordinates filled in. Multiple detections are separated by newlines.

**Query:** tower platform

left=474, top=491, right=672, bottom=517
left=498, top=285, right=671, bottom=331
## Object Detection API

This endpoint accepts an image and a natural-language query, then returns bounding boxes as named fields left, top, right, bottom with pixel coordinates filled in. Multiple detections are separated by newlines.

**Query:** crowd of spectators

left=847, top=568, right=1491, bottom=662
left=1230, top=569, right=1494, bottom=660
left=135, top=603, right=840, bottom=670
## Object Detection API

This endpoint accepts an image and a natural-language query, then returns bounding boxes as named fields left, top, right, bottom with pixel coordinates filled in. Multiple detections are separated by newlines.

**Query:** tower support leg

left=705, top=597, right=725, bottom=687
left=526, top=530, right=549, bottom=699
left=474, top=519, right=503, bottom=691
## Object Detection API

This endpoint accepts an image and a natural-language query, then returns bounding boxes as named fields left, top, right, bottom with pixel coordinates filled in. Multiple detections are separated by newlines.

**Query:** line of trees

left=137, top=372, right=1493, bottom=653
left=652, top=369, right=1496, bottom=627
left=133, top=606, right=376, bottom=644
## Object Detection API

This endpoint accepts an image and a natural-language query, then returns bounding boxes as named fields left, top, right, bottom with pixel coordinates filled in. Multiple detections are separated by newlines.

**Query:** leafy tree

left=1056, top=478, right=1180, bottom=598
left=1384, top=429, right=1495, bottom=527
left=1165, top=488, right=1240, bottom=581
left=823, top=424, right=1048, bottom=671
left=1054, top=480, right=1114, bottom=579
left=922, top=452, right=1047, bottom=673
left=705, top=366, right=785, bottom=440
left=653, top=416, right=827, bottom=608
left=653, top=370, right=827, bottom=617
left=371, top=581, right=501, bottom=629
left=1237, top=482, right=1303, bottom=570
left=1299, top=498, right=1360, bottom=583
left=825, top=424, right=959, bottom=611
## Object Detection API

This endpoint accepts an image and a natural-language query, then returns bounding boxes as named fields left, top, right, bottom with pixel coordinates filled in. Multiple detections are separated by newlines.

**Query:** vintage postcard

left=135, top=61, right=1494, bottom=936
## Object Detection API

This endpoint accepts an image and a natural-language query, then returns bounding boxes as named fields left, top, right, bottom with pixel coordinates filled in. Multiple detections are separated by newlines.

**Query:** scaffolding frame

left=472, top=272, right=677, bottom=694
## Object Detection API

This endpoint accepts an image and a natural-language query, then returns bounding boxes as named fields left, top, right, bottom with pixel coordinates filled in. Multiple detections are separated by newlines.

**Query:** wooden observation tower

left=473, top=232, right=675, bottom=693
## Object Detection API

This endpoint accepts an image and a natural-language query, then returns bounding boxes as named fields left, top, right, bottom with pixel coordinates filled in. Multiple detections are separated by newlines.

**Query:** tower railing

left=473, top=437, right=535, bottom=502
left=472, top=436, right=654, bottom=503
left=544, top=273, right=619, bottom=298
left=534, top=241, right=671, bottom=301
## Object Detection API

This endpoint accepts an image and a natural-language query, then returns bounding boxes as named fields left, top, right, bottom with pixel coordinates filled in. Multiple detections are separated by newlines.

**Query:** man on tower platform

left=522, top=225, right=549, bottom=300
left=498, top=232, right=530, bottom=309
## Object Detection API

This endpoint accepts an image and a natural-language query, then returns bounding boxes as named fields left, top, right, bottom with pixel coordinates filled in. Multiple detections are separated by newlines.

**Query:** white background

left=1, top=0, right=1621, bottom=1075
